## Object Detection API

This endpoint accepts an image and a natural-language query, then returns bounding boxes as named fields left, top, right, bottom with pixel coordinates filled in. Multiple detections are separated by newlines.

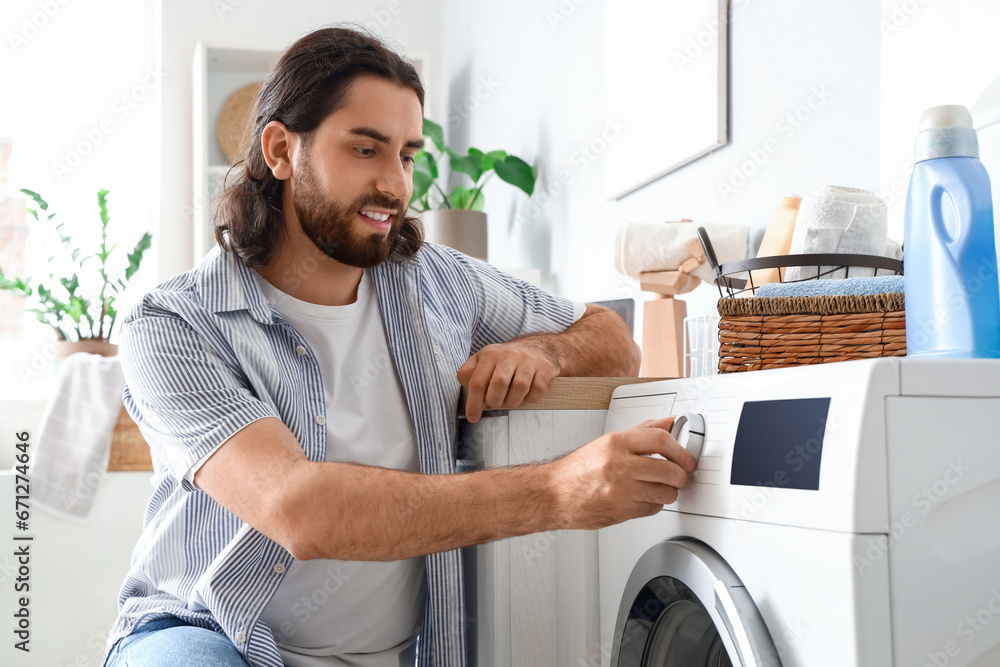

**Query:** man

left=103, top=26, right=694, bottom=667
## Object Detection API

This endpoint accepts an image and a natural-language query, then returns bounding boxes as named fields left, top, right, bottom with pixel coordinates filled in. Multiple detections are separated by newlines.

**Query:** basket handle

left=697, top=227, right=722, bottom=277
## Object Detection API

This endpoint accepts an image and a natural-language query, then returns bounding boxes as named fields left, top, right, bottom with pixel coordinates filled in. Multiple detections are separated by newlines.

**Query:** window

left=0, top=0, right=156, bottom=399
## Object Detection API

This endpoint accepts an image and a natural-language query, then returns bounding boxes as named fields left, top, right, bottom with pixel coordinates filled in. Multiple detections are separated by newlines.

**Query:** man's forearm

left=522, top=307, right=640, bottom=377
left=284, top=460, right=560, bottom=561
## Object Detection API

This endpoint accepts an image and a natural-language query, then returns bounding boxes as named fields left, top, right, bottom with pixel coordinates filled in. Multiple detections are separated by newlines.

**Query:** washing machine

left=598, top=357, right=1000, bottom=667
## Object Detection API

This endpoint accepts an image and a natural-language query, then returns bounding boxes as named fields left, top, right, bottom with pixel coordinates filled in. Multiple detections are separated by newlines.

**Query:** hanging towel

left=29, top=352, right=126, bottom=520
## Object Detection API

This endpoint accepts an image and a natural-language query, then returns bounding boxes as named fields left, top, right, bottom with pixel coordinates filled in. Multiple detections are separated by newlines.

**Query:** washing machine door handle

left=714, top=579, right=766, bottom=667
left=610, top=539, right=780, bottom=667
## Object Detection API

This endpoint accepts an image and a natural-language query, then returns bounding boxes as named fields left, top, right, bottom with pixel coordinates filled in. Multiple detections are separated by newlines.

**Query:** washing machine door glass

left=619, top=577, right=732, bottom=666
left=612, top=540, right=779, bottom=667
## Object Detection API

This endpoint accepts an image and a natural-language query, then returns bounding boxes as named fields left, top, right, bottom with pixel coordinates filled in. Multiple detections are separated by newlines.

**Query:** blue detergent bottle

left=904, top=104, right=1000, bottom=358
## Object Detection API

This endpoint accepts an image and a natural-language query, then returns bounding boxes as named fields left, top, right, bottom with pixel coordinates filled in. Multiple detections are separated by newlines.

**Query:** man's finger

left=457, top=355, right=478, bottom=386
left=464, top=356, right=497, bottom=423
left=631, top=455, right=690, bottom=489
left=622, top=427, right=695, bottom=471
left=636, top=416, right=676, bottom=432
left=484, top=360, right=518, bottom=408
left=635, top=480, right=680, bottom=507
left=501, top=366, right=535, bottom=408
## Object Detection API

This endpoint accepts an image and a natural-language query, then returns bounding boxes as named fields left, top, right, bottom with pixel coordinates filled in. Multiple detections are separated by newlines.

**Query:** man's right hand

left=545, top=417, right=695, bottom=531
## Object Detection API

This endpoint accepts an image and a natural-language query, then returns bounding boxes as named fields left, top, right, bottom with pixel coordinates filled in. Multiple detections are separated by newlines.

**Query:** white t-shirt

left=252, top=269, right=426, bottom=667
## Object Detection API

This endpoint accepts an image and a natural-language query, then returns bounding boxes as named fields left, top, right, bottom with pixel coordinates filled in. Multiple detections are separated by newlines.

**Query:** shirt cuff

left=571, top=300, right=587, bottom=323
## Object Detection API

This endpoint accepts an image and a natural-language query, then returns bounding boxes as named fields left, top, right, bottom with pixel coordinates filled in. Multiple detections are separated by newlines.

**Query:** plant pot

left=57, top=339, right=119, bottom=361
left=420, top=209, right=488, bottom=261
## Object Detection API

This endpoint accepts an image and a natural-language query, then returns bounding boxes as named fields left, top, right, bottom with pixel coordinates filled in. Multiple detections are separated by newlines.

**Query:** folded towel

left=29, top=352, right=125, bottom=520
left=786, top=186, right=890, bottom=281
left=614, top=222, right=748, bottom=284
left=754, top=275, right=904, bottom=298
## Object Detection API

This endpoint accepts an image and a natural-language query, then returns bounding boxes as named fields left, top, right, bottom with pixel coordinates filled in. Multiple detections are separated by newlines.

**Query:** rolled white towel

left=786, top=185, right=890, bottom=281
left=614, top=222, right=748, bottom=284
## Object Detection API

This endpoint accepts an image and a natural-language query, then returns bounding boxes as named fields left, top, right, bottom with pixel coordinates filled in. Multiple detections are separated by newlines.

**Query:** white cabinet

left=459, top=409, right=608, bottom=667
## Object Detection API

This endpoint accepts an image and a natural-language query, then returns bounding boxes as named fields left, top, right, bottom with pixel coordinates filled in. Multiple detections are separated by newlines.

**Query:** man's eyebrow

left=348, top=127, right=425, bottom=150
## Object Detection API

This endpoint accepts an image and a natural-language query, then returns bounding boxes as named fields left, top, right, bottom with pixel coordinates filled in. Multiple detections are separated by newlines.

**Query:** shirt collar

left=196, top=244, right=401, bottom=326
left=196, top=245, right=276, bottom=325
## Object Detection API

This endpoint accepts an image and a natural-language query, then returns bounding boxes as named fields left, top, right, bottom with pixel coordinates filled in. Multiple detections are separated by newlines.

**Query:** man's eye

left=401, top=154, right=416, bottom=165
left=355, top=147, right=375, bottom=156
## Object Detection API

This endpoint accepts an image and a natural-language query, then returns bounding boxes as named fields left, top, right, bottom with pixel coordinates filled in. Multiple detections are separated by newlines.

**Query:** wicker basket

left=717, top=292, right=906, bottom=372
left=693, top=226, right=906, bottom=373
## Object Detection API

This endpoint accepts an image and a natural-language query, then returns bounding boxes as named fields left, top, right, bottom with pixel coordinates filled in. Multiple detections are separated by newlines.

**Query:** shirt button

left=315, top=414, right=326, bottom=426
left=236, top=631, right=247, bottom=643
left=273, top=563, right=286, bottom=575
left=433, top=344, right=443, bottom=356
left=295, top=345, right=307, bottom=356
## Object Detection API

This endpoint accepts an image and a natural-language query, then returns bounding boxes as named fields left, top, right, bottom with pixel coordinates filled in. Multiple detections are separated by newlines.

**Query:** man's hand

left=545, top=417, right=695, bottom=530
left=458, top=337, right=561, bottom=423
left=458, top=303, right=641, bottom=422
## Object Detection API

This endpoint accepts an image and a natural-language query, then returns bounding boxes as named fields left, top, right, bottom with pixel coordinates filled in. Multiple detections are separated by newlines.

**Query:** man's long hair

left=214, top=26, right=425, bottom=267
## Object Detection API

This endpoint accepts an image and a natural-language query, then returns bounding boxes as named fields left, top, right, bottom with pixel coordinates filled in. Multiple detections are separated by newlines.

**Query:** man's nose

left=376, top=157, right=409, bottom=202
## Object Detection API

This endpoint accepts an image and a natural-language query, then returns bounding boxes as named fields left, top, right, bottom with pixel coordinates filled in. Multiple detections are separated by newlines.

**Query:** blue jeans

left=105, top=616, right=250, bottom=666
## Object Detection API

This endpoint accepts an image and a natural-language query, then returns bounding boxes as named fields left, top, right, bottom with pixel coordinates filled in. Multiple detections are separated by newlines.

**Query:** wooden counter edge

left=459, top=376, right=674, bottom=415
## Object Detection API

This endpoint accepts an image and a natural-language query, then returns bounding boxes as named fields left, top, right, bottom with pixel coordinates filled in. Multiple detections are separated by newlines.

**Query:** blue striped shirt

left=103, top=242, right=577, bottom=667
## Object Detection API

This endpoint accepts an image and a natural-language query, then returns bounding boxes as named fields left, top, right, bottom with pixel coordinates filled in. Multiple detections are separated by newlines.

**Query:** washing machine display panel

left=730, top=397, right=831, bottom=491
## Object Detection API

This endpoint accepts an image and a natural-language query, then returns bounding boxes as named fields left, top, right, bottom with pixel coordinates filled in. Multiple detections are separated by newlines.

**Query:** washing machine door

left=611, top=540, right=780, bottom=667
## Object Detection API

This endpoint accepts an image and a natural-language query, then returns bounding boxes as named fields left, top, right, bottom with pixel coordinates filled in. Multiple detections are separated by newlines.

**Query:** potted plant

left=409, top=118, right=536, bottom=260
left=0, top=188, right=152, bottom=359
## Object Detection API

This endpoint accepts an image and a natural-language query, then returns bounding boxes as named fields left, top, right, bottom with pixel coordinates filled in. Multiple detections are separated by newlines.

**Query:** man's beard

left=292, top=165, right=404, bottom=268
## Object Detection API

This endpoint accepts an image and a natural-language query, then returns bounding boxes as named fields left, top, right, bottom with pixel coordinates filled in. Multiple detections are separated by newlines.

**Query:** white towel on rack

left=29, top=352, right=125, bottom=520
left=614, top=221, right=748, bottom=284
left=786, top=185, right=891, bottom=281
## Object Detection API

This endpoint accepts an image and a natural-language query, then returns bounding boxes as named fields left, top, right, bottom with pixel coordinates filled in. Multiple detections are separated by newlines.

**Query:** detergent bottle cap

left=915, top=104, right=980, bottom=163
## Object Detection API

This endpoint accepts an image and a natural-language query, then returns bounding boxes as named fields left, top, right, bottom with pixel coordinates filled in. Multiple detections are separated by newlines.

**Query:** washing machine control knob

left=670, top=413, right=706, bottom=464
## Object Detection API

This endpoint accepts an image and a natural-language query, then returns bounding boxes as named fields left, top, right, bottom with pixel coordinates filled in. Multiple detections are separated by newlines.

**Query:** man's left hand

left=457, top=338, right=561, bottom=423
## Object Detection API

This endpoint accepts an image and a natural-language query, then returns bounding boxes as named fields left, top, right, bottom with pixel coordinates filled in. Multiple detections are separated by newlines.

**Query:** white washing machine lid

left=612, top=539, right=780, bottom=667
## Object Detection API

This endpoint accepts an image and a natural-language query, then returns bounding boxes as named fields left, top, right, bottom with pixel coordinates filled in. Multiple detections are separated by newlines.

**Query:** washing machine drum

left=611, top=540, right=780, bottom=667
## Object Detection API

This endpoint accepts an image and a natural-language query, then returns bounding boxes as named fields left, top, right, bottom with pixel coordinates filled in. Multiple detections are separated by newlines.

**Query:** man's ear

left=262, top=121, right=296, bottom=181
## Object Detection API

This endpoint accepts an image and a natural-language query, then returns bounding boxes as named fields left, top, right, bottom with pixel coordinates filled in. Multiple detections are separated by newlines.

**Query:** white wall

left=879, top=0, right=1000, bottom=239
left=440, top=0, right=883, bottom=326
left=155, top=0, right=443, bottom=283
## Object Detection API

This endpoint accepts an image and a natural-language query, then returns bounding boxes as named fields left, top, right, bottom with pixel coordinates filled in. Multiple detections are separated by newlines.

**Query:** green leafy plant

left=0, top=188, right=152, bottom=342
left=409, top=118, right=537, bottom=212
